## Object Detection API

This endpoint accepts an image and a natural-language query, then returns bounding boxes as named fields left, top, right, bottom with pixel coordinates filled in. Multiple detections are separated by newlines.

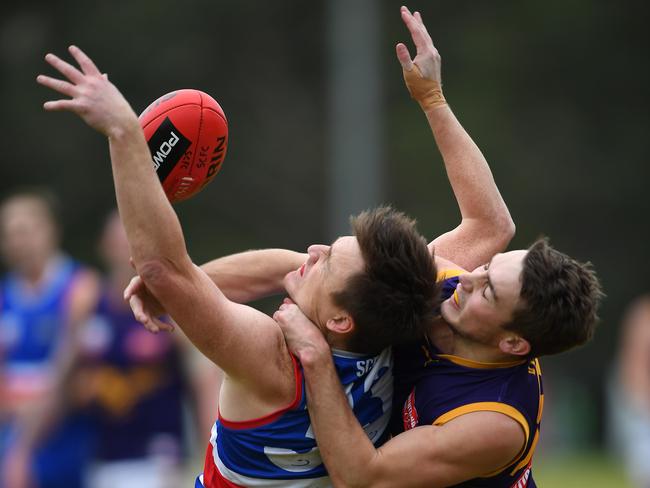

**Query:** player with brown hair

left=37, top=46, right=443, bottom=487
left=273, top=8, right=603, bottom=487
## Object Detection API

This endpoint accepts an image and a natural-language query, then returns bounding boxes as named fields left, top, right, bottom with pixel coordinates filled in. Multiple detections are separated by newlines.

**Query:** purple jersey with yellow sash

left=395, top=272, right=542, bottom=488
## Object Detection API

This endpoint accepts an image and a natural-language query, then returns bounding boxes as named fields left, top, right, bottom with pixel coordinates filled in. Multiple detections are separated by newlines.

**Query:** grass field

left=534, top=450, right=634, bottom=487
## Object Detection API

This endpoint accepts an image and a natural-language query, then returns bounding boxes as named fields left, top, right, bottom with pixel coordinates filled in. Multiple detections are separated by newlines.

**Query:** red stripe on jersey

left=202, top=443, right=245, bottom=488
left=218, top=354, right=304, bottom=430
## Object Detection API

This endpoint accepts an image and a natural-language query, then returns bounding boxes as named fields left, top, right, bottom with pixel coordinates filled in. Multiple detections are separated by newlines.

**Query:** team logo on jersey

left=263, top=446, right=323, bottom=472
left=402, top=390, right=419, bottom=430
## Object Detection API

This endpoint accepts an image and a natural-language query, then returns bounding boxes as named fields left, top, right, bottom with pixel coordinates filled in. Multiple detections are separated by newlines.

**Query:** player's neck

left=18, top=253, right=62, bottom=289
left=447, top=334, right=519, bottom=364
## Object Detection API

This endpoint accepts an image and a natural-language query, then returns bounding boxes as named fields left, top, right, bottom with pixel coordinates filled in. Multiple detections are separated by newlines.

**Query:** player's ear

left=326, top=314, right=354, bottom=335
left=498, top=334, right=531, bottom=357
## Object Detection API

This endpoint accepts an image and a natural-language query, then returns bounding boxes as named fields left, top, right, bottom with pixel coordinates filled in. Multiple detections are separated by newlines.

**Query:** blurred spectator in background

left=0, top=189, right=99, bottom=488
left=1, top=203, right=219, bottom=488
left=610, top=295, right=650, bottom=487
left=77, top=211, right=217, bottom=488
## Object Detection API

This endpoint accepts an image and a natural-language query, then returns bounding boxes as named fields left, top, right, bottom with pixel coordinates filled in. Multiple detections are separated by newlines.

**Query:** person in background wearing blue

left=0, top=189, right=99, bottom=488
left=77, top=211, right=193, bottom=488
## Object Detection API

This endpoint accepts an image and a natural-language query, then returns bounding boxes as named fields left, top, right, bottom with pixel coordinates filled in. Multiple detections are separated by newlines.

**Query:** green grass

left=533, top=451, right=633, bottom=487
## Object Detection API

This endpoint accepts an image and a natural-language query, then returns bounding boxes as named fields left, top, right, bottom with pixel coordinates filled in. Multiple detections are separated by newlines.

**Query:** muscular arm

left=398, top=7, right=514, bottom=269
left=425, top=104, right=514, bottom=268
left=38, top=47, right=294, bottom=404
left=201, top=249, right=306, bottom=303
left=126, top=248, right=307, bottom=333
left=276, top=306, right=524, bottom=487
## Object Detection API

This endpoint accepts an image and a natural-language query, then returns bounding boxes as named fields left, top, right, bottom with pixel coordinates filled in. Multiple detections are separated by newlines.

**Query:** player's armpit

left=365, top=411, right=525, bottom=488
left=430, top=219, right=514, bottom=272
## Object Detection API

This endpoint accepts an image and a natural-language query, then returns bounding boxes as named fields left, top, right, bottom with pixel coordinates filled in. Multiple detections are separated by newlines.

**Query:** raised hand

left=396, top=7, right=446, bottom=111
left=37, top=45, right=139, bottom=137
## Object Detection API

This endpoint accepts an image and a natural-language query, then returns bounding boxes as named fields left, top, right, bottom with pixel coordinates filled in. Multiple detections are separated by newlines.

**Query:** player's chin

left=283, top=271, right=300, bottom=297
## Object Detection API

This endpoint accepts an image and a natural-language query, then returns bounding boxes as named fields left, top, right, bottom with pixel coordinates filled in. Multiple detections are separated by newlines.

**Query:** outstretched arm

left=125, top=248, right=307, bottom=332
left=200, top=249, right=306, bottom=303
left=398, top=7, right=514, bottom=269
left=274, top=301, right=525, bottom=487
left=37, top=47, right=294, bottom=404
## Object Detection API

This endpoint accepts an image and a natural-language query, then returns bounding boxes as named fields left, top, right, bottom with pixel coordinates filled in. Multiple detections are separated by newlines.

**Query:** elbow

left=137, top=258, right=178, bottom=295
left=499, top=212, right=516, bottom=246
left=490, top=206, right=515, bottom=250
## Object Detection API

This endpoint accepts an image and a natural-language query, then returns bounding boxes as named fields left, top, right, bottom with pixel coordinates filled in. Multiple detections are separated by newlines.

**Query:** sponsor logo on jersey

left=402, top=390, right=419, bottom=430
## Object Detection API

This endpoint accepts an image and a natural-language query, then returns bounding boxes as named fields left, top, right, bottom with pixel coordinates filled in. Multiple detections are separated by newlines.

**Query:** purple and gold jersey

left=80, top=286, right=186, bottom=461
left=396, top=271, right=543, bottom=488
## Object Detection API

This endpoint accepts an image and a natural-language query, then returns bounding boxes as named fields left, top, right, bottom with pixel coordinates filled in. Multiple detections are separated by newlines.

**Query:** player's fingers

left=124, top=275, right=143, bottom=300
left=135, top=307, right=159, bottom=333
left=413, top=11, right=435, bottom=49
left=68, top=45, right=102, bottom=77
left=36, top=74, right=77, bottom=98
left=400, top=6, right=427, bottom=52
left=44, top=53, right=84, bottom=84
left=153, top=317, right=174, bottom=332
left=396, top=43, right=414, bottom=71
left=129, top=295, right=151, bottom=324
left=42, top=99, right=77, bottom=112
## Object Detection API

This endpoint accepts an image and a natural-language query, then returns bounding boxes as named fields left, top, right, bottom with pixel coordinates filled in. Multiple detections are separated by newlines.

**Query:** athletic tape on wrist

left=403, top=64, right=447, bottom=111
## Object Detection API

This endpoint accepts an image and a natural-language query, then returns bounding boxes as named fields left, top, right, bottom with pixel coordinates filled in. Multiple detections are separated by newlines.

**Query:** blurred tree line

left=1, top=0, right=648, bottom=449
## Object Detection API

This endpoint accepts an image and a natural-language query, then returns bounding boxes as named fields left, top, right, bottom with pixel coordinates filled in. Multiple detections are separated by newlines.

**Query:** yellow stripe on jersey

left=511, top=428, right=540, bottom=475
left=533, top=359, right=544, bottom=424
left=433, top=401, right=530, bottom=440
left=432, top=402, right=530, bottom=477
left=436, top=269, right=465, bottom=281
left=437, top=354, right=527, bottom=369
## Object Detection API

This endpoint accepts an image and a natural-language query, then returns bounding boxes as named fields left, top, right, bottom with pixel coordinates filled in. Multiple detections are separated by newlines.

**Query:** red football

left=139, top=89, right=228, bottom=203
